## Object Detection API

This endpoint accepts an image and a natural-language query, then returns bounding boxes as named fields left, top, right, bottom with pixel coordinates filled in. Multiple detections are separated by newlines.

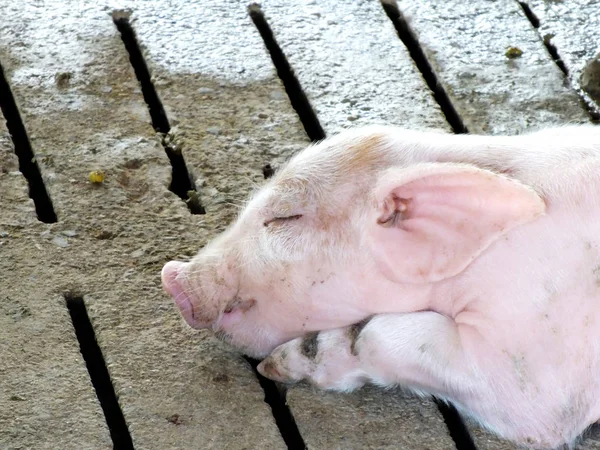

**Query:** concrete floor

left=0, top=1, right=599, bottom=449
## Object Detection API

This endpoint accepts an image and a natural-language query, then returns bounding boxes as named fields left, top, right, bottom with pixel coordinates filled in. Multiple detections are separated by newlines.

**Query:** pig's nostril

left=223, top=297, right=241, bottom=315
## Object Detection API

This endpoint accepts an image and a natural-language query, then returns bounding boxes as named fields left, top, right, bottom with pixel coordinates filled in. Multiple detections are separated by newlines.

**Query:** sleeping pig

left=161, top=125, right=600, bottom=449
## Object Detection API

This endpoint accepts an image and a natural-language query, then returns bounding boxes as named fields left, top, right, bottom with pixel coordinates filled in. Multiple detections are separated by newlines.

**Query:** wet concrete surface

left=398, top=0, right=590, bottom=135
left=259, top=0, right=450, bottom=135
left=0, top=1, right=598, bottom=449
left=525, top=0, right=600, bottom=115
left=108, top=0, right=313, bottom=221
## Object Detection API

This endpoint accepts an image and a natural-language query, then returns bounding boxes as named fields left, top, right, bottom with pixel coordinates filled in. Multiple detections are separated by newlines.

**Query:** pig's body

left=432, top=153, right=600, bottom=445
left=162, top=125, right=600, bottom=448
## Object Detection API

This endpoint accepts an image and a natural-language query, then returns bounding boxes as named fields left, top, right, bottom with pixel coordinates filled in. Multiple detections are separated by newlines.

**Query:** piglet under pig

left=162, top=125, right=600, bottom=449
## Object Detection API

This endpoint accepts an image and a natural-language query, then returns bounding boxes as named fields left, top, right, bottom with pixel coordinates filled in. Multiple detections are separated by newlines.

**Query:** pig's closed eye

left=263, top=214, right=303, bottom=227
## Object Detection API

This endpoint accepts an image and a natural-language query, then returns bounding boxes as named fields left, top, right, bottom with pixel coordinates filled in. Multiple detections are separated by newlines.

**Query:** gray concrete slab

left=398, top=0, right=589, bottom=135
left=261, top=0, right=450, bottom=135
left=464, top=425, right=519, bottom=450
left=0, top=285, right=112, bottom=450
left=525, top=0, right=600, bottom=114
left=287, top=385, right=452, bottom=450
left=0, top=2, right=285, bottom=449
left=0, top=119, right=111, bottom=450
left=113, top=0, right=310, bottom=225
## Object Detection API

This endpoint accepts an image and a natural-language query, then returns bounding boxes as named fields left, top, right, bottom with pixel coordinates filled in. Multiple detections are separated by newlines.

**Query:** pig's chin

left=212, top=324, right=289, bottom=359
left=214, top=331, right=275, bottom=359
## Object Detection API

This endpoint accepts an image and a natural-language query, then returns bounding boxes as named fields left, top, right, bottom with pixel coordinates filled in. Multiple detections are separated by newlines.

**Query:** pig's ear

left=367, top=163, right=545, bottom=283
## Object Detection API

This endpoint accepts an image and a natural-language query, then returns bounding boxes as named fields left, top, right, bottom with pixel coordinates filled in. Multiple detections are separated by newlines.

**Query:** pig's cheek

left=219, top=309, right=245, bottom=330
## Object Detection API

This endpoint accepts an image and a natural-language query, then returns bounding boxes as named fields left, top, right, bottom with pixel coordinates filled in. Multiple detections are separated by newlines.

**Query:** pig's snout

left=161, top=260, right=220, bottom=329
left=162, top=261, right=198, bottom=327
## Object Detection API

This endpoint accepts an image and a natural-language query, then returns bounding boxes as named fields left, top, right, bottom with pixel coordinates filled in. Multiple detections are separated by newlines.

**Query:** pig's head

left=162, top=127, right=545, bottom=357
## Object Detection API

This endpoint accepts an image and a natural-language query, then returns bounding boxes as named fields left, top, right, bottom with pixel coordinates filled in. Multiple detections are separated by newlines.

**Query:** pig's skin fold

left=162, top=125, right=600, bottom=449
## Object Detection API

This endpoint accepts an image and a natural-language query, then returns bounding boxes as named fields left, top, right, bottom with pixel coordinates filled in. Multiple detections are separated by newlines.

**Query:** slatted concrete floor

left=0, top=1, right=599, bottom=449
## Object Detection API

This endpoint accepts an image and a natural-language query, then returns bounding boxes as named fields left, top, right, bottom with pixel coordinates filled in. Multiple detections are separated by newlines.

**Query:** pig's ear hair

left=367, top=163, right=545, bottom=284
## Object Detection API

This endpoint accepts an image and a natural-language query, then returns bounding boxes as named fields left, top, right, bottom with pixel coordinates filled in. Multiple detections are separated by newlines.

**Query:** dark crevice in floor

left=435, top=399, right=478, bottom=450
left=65, top=294, right=135, bottom=450
left=112, top=13, right=205, bottom=214
left=518, top=2, right=540, bottom=28
left=244, top=357, right=307, bottom=450
left=542, top=34, right=569, bottom=77
left=262, top=163, right=275, bottom=179
left=533, top=19, right=570, bottom=78
left=248, top=4, right=326, bottom=142
left=518, top=1, right=573, bottom=77
left=517, top=2, right=600, bottom=121
left=0, top=62, right=57, bottom=223
left=380, top=0, right=468, bottom=134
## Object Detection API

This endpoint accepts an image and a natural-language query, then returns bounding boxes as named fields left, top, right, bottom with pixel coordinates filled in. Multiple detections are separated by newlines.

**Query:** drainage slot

left=262, top=163, right=275, bottom=179
left=112, top=14, right=169, bottom=132
left=380, top=0, right=468, bottom=134
left=0, top=62, right=57, bottom=223
left=435, top=398, right=478, bottom=450
left=517, top=2, right=600, bottom=120
left=245, top=8, right=321, bottom=445
left=518, top=1, right=568, bottom=76
left=65, top=294, right=135, bottom=450
left=518, top=2, right=540, bottom=28
left=112, top=13, right=205, bottom=214
left=244, top=356, right=306, bottom=450
left=518, top=2, right=569, bottom=75
left=518, top=2, right=567, bottom=76
left=542, top=34, right=569, bottom=76
left=248, top=4, right=326, bottom=142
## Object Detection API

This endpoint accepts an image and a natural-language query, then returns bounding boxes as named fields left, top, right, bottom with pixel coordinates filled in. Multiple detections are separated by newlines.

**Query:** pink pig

left=162, top=125, right=600, bottom=449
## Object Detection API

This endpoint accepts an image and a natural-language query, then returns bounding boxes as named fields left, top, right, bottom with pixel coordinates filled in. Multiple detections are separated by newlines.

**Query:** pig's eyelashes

left=263, top=214, right=303, bottom=227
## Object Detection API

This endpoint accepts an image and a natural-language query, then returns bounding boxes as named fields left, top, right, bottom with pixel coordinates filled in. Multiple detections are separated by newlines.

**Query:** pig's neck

left=362, top=265, right=500, bottom=320
left=363, top=273, right=438, bottom=316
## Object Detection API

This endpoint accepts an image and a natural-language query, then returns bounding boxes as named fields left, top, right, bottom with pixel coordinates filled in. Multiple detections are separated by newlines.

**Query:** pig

left=161, top=124, right=600, bottom=449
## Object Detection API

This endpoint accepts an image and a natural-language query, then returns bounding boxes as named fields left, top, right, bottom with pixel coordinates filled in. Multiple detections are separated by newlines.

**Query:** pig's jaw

left=162, top=233, right=450, bottom=359
left=367, top=279, right=439, bottom=317
left=215, top=271, right=442, bottom=357
left=212, top=315, right=301, bottom=358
